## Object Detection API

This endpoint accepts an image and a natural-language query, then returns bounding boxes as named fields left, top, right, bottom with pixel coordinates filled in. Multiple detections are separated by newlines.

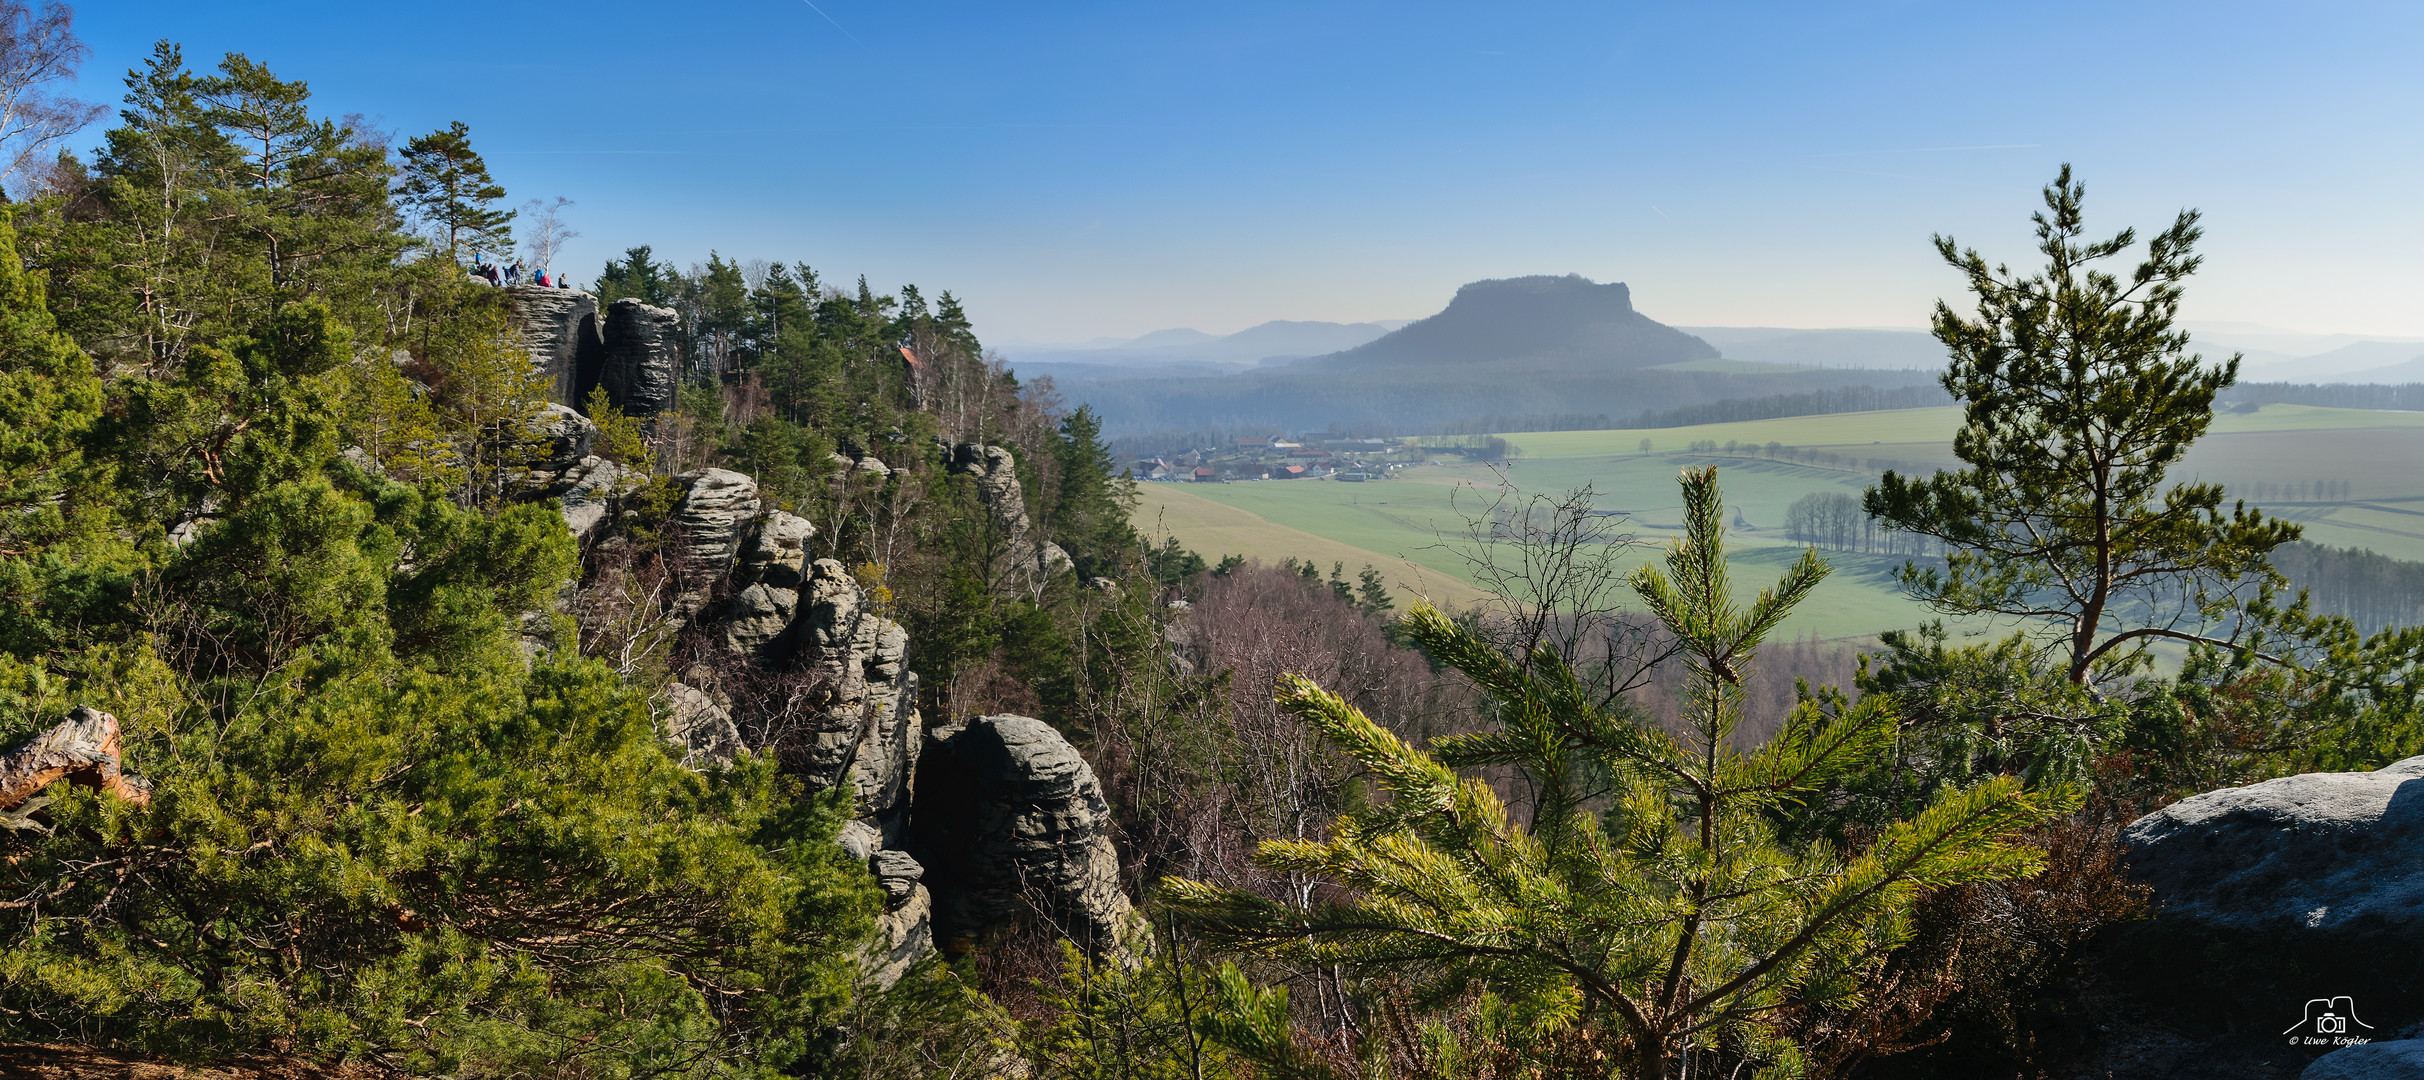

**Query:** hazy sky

left=74, top=1, right=2424, bottom=344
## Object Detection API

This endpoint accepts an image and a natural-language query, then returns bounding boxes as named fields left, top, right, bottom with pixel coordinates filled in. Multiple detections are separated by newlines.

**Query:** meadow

left=1135, top=404, right=2424, bottom=641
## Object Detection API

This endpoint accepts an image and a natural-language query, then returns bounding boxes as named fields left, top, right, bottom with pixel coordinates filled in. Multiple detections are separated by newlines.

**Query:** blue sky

left=74, top=1, right=2424, bottom=343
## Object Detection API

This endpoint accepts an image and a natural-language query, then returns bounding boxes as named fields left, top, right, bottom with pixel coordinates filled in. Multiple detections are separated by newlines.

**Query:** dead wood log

left=0, top=707, right=153, bottom=817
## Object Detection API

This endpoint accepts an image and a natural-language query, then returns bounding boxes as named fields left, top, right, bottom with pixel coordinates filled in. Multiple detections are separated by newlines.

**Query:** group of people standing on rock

left=469, top=257, right=571, bottom=289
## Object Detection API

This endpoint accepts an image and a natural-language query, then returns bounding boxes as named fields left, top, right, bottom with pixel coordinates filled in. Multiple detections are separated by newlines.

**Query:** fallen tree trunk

left=0, top=707, right=152, bottom=812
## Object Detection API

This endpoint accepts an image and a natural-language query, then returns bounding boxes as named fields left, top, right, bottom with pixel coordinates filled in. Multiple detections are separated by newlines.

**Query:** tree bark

left=0, top=707, right=152, bottom=811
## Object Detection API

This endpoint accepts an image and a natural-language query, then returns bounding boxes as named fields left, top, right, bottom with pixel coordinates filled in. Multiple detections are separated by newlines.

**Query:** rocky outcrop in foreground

left=2121, top=755, right=2424, bottom=1070
left=915, top=714, right=1138, bottom=951
left=2124, top=754, right=2424, bottom=939
left=2306, top=1039, right=2424, bottom=1079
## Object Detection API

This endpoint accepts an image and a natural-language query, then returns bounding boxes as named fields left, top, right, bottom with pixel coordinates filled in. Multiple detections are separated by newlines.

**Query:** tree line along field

left=1135, top=403, right=2424, bottom=641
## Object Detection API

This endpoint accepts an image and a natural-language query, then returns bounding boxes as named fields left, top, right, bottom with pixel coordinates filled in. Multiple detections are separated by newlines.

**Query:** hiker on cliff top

left=505, top=262, right=522, bottom=285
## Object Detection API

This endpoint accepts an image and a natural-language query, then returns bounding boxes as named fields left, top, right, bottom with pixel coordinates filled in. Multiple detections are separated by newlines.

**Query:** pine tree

left=1169, top=467, right=2075, bottom=1080
left=1864, top=166, right=2300, bottom=687
left=594, top=245, right=681, bottom=308
left=0, top=215, right=103, bottom=553
left=427, top=298, right=552, bottom=507
left=395, top=120, right=512, bottom=262
left=1051, top=405, right=1137, bottom=576
left=349, top=349, right=462, bottom=488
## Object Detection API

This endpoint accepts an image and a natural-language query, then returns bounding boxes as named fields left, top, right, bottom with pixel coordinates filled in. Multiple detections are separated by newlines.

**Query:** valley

left=1135, top=403, right=2424, bottom=640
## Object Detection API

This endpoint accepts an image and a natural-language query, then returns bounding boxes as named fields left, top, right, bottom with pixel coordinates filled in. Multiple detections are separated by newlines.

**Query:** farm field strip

left=1134, top=404, right=2424, bottom=638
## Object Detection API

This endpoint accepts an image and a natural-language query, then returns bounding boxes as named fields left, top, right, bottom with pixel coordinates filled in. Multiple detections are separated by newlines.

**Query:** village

left=1131, top=433, right=1432, bottom=482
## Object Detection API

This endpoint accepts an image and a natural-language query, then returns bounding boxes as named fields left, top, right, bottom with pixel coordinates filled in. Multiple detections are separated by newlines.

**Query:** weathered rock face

left=2118, top=756, right=2424, bottom=1046
left=529, top=403, right=598, bottom=478
left=505, top=285, right=603, bottom=405
left=868, top=885, right=934, bottom=989
left=797, top=558, right=922, bottom=843
left=2124, top=755, right=2424, bottom=939
left=663, top=682, right=745, bottom=766
left=738, top=511, right=814, bottom=587
left=952, top=443, right=1066, bottom=588
left=914, top=714, right=1137, bottom=951
left=720, top=582, right=798, bottom=657
left=598, top=298, right=682, bottom=417
left=2305, top=1039, right=2424, bottom=1080
left=671, top=468, right=762, bottom=571
left=556, top=457, right=633, bottom=540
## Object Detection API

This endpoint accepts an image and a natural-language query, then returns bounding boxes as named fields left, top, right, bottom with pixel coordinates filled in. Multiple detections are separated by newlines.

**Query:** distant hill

left=1678, top=327, right=1949, bottom=370
left=2333, top=354, right=2424, bottom=383
left=2249, top=341, right=2424, bottom=382
left=1314, top=275, right=1714, bottom=371
left=1000, top=318, right=1409, bottom=380
left=1036, top=275, right=1941, bottom=437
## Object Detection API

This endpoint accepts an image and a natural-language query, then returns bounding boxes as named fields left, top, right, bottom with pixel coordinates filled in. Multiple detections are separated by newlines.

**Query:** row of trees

left=2271, top=540, right=2424, bottom=634
left=1784, top=490, right=1937, bottom=556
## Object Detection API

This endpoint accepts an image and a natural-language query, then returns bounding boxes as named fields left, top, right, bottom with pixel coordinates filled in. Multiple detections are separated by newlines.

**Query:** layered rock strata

left=668, top=469, right=762, bottom=622
left=560, top=453, right=1134, bottom=984
left=796, top=558, right=923, bottom=844
left=598, top=299, right=682, bottom=417
left=914, top=713, right=1137, bottom=951
left=951, top=443, right=1069, bottom=589
left=504, top=285, right=603, bottom=405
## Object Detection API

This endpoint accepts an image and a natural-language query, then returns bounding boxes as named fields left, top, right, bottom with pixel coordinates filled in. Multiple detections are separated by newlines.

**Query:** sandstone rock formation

left=796, top=558, right=922, bottom=844
left=738, top=511, right=814, bottom=587
left=2305, top=1039, right=2424, bottom=1080
left=599, top=298, right=682, bottom=417
left=2124, top=755, right=2424, bottom=939
left=557, top=449, right=1135, bottom=985
left=663, top=682, right=744, bottom=766
left=672, top=469, right=762, bottom=568
left=720, top=582, right=797, bottom=658
left=2121, top=756, right=2424, bottom=1046
left=528, top=403, right=597, bottom=478
left=556, top=457, right=634, bottom=540
left=914, top=714, right=1137, bottom=951
left=505, top=285, right=603, bottom=405
left=867, top=886, right=934, bottom=990
left=952, top=443, right=1068, bottom=589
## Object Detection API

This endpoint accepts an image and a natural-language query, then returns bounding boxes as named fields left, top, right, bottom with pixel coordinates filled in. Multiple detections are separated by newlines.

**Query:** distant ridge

left=1314, top=274, right=1717, bottom=370
left=1001, top=319, right=1406, bottom=374
left=1036, top=274, right=1945, bottom=436
left=1677, top=327, right=1950, bottom=371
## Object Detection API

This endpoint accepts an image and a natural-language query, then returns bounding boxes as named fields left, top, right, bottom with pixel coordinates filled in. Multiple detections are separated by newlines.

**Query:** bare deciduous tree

left=1434, top=468, right=1668, bottom=710
left=517, top=195, right=577, bottom=271
left=0, top=1, right=101, bottom=195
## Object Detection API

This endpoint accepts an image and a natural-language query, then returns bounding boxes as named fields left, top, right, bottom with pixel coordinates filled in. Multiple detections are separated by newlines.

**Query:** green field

left=1135, top=404, right=2424, bottom=641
